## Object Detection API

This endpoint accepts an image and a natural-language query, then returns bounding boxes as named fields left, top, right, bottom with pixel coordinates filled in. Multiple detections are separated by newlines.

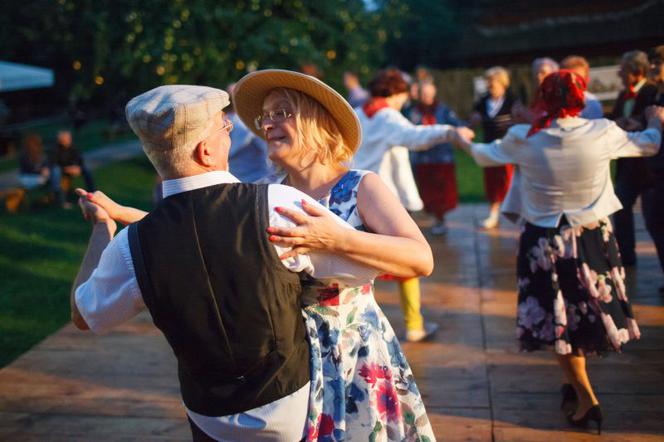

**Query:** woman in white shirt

left=460, top=70, right=664, bottom=434
left=353, top=68, right=475, bottom=342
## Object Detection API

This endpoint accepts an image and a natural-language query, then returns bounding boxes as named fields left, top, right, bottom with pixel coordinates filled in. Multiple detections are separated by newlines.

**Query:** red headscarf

left=527, top=69, right=587, bottom=137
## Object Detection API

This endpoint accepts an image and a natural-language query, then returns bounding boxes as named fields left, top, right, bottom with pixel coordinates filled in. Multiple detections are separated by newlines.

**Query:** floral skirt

left=516, top=218, right=641, bottom=355
left=302, top=284, right=435, bottom=441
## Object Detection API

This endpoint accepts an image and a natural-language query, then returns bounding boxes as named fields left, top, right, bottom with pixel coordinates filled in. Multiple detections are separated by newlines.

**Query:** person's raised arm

left=70, top=198, right=117, bottom=330
left=456, top=125, right=524, bottom=168
left=610, top=105, right=664, bottom=159
left=385, top=109, right=474, bottom=152
left=269, top=173, right=433, bottom=278
left=76, top=188, right=148, bottom=225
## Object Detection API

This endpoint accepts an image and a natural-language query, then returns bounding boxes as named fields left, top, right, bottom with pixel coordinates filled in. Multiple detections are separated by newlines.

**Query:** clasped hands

left=453, top=126, right=475, bottom=151
left=75, top=188, right=117, bottom=236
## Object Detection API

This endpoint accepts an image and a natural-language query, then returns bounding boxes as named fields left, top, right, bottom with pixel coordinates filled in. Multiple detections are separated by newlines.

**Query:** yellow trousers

left=398, top=277, right=423, bottom=331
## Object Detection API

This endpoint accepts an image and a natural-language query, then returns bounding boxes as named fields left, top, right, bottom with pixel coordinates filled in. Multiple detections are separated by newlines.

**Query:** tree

left=1, top=0, right=395, bottom=111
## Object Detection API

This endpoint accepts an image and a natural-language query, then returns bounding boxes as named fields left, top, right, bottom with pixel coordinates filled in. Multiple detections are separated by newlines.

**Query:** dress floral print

left=516, top=218, right=640, bottom=355
left=302, top=169, right=435, bottom=441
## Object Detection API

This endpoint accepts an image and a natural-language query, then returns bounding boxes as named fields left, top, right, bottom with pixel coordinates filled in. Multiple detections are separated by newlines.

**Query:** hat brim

left=232, top=69, right=361, bottom=153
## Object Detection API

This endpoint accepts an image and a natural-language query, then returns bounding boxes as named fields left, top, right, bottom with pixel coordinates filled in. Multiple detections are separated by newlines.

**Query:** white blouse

left=352, top=107, right=454, bottom=173
left=470, top=117, right=661, bottom=227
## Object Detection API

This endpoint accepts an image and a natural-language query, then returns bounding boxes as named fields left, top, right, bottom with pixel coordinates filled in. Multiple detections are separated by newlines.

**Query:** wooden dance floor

left=1, top=203, right=663, bottom=441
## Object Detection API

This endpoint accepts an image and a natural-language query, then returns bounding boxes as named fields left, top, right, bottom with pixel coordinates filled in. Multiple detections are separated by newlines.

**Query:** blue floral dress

left=302, top=169, right=435, bottom=442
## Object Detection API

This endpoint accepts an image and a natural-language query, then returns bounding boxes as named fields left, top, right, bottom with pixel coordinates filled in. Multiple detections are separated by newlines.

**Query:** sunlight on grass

left=0, top=157, right=155, bottom=367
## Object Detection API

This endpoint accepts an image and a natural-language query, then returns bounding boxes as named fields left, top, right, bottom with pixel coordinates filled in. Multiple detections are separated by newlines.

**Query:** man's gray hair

left=621, top=50, right=650, bottom=76
left=532, top=57, right=559, bottom=77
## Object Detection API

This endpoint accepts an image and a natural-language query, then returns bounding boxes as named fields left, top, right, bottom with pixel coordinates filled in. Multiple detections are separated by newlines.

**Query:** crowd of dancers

left=68, top=46, right=664, bottom=441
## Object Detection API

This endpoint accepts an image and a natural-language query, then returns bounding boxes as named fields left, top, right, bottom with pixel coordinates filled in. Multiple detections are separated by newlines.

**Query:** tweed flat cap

left=126, top=85, right=230, bottom=152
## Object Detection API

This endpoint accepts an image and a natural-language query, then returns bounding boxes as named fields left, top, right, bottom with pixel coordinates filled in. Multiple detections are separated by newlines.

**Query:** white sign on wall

left=472, top=65, right=622, bottom=102
left=588, top=65, right=621, bottom=101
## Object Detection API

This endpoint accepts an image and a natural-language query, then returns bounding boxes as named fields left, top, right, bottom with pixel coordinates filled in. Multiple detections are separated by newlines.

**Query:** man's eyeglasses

left=210, top=118, right=234, bottom=136
left=254, top=109, right=293, bottom=130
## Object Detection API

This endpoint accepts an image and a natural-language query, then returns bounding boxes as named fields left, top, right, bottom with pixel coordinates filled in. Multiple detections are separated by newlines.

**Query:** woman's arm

left=610, top=106, right=664, bottom=158
left=456, top=125, right=524, bottom=167
left=269, top=173, right=433, bottom=278
left=75, top=189, right=148, bottom=225
left=385, top=109, right=475, bottom=152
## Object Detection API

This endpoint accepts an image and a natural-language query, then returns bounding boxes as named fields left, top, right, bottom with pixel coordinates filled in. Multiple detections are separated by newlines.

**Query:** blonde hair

left=485, top=66, right=510, bottom=88
left=271, top=88, right=354, bottom=166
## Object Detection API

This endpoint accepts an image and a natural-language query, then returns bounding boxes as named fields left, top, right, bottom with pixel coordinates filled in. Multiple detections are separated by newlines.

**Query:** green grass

left=0, top=157, right=155, bottom=367
left=455, top=148, right=485, bottom=203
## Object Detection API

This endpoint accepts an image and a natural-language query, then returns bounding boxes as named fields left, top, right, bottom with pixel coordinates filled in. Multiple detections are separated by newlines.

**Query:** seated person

left=50, top=130, right=95, bottom=193
left=18, top=133, right=51, bottom=189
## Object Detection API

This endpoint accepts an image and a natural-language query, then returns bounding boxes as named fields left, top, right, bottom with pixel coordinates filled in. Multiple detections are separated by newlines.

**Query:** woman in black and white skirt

left=459, top=70, right=664, bottom=434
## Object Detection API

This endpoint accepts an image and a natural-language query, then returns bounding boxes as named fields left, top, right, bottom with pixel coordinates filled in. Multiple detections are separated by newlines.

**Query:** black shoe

left=560, top=383, right=577, bottom=411
left=567, top=404, right=603, bottom=435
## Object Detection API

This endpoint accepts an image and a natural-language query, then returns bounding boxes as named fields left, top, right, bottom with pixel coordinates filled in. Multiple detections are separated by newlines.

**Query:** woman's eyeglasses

left=254, top=109, right=293, bottom=130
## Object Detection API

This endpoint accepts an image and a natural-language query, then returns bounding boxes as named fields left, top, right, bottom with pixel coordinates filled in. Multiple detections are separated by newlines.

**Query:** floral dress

left=516, top=218, right=640, bottom=355
left=303, top=169, right=435, bottom=441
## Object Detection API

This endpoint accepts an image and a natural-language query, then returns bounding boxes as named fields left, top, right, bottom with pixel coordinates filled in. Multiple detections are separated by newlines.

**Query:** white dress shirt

left=74, top=170, right=378, bottom=441
left=352, top=107, right=454, bottom=172
left=486, top=96, right=505, bottom=118
left=470, top=117, right=661, bottom=227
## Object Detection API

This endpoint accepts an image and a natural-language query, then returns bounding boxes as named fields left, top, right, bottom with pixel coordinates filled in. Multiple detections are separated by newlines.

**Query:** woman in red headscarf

left=460, top=70, right=664, bottom=433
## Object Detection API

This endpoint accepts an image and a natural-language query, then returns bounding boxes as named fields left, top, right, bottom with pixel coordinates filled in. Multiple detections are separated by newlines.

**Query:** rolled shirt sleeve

left=74, top=228, right=145, bottom=334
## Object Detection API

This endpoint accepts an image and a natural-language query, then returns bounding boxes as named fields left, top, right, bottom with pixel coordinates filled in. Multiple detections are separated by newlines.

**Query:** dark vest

left=127, top=183, right=309, bottom=416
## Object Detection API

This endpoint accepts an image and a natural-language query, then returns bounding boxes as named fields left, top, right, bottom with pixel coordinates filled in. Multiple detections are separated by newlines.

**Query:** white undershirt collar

left=162, top=170, right=241, bottom=198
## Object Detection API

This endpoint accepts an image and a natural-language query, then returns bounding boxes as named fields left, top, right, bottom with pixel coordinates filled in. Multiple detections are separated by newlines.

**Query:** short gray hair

left=532, top=57, right=559, bottom=77
left=621, top=50, right=649, bottom=76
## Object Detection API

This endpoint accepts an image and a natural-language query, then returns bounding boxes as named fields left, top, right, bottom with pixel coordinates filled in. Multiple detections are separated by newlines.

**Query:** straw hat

left=232, top=69, right=361, bottom=152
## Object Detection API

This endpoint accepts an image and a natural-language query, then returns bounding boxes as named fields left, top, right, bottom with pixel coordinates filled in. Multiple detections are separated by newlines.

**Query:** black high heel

left=560, top=383, right=577, bottom=410
left=567, top=404, right=603, bottom=435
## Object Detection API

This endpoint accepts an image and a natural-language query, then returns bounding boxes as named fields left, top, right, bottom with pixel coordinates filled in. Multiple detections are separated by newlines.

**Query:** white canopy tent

left=0, top=61, right=54, bottom=92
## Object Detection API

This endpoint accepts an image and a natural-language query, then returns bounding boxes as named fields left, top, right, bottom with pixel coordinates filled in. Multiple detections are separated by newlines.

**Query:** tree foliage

left=1, top=0, right=397, bottom=109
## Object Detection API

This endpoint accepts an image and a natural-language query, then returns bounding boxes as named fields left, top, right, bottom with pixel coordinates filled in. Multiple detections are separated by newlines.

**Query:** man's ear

left=194, top=140, right=216, bottom=167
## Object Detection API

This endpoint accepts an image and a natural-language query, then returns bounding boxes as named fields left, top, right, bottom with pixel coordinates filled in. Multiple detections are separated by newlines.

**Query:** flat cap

left=125, top=85, right=230, bottom=152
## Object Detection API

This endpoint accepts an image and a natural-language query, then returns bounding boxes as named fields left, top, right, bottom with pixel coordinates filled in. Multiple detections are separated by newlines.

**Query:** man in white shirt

left=71, top=85, right=376, bottom=441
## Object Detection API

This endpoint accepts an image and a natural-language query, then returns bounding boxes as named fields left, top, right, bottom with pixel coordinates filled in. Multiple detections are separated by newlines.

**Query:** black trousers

left=642, top=178, right=664, bottom=274
left=613, top=158, right=650, bottom=264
